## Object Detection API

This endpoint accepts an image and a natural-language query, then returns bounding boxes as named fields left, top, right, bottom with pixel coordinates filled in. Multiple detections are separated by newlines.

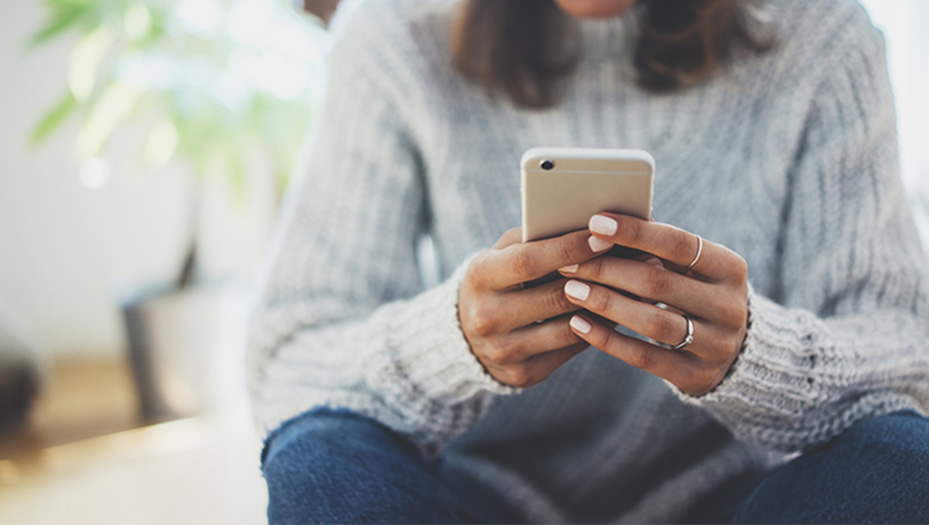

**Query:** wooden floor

left=1, top=358, right=140, bottom=457
left=0, top=357, right=267, bottom=524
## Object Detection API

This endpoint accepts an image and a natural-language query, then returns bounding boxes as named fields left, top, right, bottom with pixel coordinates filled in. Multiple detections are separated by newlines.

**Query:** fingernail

left=559, top=264, right=579, bottom=274
left=564, top=280, right=590, bottom=301
left=588, top=235, right=613, bottom=252
left=570, top=315, right=592, bottom=334
left=643, top=257, right=664, bottom=269
left=589, top=215, right=618, bottom=236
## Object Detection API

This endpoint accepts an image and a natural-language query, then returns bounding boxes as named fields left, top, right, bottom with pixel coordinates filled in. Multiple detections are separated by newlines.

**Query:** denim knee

left=735, top=410, right=929, bottom=524
left=834, top=409, right=929, bottom=453
left=261, top=408, right=462, bottom=524
left=261, top=407, right=406, bottom=469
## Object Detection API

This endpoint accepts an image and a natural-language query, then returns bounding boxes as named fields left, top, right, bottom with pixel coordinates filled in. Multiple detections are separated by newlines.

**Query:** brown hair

left=451, top=0, right=772, bottom=109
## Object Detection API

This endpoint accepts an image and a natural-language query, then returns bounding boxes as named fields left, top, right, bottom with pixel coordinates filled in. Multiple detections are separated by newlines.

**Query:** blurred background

left=0, top=0, right=347, bottom=522
left=0, top=0, right=925, bottom=523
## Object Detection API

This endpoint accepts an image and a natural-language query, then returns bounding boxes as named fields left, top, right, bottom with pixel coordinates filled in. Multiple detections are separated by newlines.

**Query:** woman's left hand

left=560, top=213, right=749, bottom=396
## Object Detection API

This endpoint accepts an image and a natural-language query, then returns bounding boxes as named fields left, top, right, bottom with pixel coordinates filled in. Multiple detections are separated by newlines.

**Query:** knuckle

left=620, top=216, right=644, bottom=245
left=627, top=344, right=655, bottom=370
left=586, top=325, right=608, bottom=349
left=645, top=313, right=676, bottom=341
left=499, top=340, right=528, bottom=362
left=511, top=250, right=536, bottom=281
left=732, top=255, right=749, bottom=282
left=701, top=333, right=729, bottom=361
left=712, top=294, right=748, bottom=330
left=484, top=339, right=518, bottom=365
left=546, top=286, right=574, bottom=313
left=724, top=300, right=748, bottom=330
left=671, top=228, right=692, bottom=256
left=643, top=267, right=673, bottom=296
left=559, top=242, right=577, bottom=266
left=717, top=248, right=748, bottom=283
left=502, top=366, right=533, bottom=388
left=467, top=254, right=491, bottom=288
left=469, top=307, right=500, bottom=338
left=585, top=256, right=606, bottom=281
left=482, top=345, right=506, bottom=365
left=591, top=288, right=614, bottom=314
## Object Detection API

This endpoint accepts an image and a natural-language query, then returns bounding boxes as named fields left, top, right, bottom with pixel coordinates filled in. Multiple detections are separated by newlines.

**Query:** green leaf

left=68, top=25, right=117, bottom=102
left=30, top=92, right=78, bottom=145
left=28, top=7, right=87, bottom=48
left=73, top=83, right=143, bottom=159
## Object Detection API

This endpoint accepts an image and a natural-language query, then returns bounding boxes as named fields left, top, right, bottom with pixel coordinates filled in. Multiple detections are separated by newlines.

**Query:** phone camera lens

left=540, top=160, right=555, bottom=170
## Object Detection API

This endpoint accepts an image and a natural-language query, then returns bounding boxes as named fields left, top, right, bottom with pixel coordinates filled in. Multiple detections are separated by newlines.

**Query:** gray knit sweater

left=247, top=0, right=929, bottom=521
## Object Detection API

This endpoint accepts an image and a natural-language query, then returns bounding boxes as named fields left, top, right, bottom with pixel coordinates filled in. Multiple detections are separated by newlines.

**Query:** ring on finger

left=684, top=235, right=703, bottom=274
left=672, top=314, right=694, bottom=351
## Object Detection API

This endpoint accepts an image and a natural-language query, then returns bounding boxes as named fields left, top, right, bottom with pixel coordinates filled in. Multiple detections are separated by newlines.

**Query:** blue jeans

left=261, top=409, right=929, bottom=524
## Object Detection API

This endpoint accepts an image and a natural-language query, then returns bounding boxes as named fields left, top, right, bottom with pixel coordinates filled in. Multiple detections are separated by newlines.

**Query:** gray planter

left=121, top=287, right=230, bottom=421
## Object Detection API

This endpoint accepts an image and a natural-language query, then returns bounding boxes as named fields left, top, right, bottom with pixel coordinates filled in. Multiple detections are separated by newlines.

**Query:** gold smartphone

left=520, top=147, right=655, bottom=242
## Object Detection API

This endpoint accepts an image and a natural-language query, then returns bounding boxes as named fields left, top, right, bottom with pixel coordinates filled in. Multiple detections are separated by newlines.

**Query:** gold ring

left=684, top=235, right=703, bottom=274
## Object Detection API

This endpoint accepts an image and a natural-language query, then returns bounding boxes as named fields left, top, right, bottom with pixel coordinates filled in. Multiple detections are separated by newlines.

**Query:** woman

left=249, top=0, right=929, bottom=522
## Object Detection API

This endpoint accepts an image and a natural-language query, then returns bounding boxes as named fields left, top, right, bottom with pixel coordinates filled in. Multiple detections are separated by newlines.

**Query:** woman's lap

left=261, top=408, right=464, bottom=524
left=261, top=409, right=929, bottom=524
left=733, top=410, right=929, bottom=524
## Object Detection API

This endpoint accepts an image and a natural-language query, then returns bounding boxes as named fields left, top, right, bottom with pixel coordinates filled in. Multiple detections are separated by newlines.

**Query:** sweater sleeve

left=245, top=8, right=513, bottom=455
left=675, top=21, right=929, bottom=452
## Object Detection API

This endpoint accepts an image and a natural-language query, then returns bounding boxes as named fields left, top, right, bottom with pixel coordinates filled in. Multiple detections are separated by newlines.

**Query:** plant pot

left=120, top=286, right=238, bottom=422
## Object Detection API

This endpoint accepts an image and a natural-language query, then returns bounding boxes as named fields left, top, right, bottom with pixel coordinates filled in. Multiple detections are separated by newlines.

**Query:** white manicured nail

left=570, top=315, right=592, bottom=334
left=588, top=236, right=613, bottom=252
left=559, top=264, right=579, bottom=274
left=589, top=215, right=618, bottom=235
left=565, top=280, right=590, bottom=301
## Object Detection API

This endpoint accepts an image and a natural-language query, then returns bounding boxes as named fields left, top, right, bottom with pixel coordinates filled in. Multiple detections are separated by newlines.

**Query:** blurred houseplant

left=29, top=0, right=328, bottom=420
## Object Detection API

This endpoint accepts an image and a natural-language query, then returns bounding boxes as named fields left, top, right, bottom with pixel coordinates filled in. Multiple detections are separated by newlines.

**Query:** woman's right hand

left=458, top=228, right=610, bottom=388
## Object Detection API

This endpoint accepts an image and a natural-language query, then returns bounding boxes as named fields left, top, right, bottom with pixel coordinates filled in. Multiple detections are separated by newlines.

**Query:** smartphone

left=520, top=147, right=655, bottom=243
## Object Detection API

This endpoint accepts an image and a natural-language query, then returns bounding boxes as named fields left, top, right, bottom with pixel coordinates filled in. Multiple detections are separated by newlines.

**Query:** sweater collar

left=574, top=7, right=641, bottom=65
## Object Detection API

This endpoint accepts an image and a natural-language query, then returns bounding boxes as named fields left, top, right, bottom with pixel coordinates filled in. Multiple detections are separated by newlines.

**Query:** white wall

left=861, top=0, right=929, bottom=245
left=0, top=2, right=278, bottom=358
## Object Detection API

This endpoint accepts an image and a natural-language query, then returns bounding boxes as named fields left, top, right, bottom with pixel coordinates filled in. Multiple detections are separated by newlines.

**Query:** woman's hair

left=451, top=0, right=773, bottom=109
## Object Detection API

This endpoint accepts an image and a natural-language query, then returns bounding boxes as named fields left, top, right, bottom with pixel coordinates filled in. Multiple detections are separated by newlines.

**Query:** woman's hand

left=561, top=213, right=749, bottom=396
left=459, top=228, right=611, bottom=388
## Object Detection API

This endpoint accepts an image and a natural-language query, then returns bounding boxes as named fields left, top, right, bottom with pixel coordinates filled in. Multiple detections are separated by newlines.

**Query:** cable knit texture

left=247, top=0, right=929, bottom=521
